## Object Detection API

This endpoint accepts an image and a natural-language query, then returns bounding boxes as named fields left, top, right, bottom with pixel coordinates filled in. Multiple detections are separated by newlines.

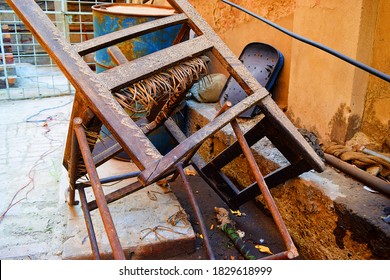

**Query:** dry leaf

left=255, top=245, right=273, bottom=255
left=230, top=209, right=245, bottom=217
left=185, top=168, right=197, bottom=176
left=210, top=224, right=214, bottom=230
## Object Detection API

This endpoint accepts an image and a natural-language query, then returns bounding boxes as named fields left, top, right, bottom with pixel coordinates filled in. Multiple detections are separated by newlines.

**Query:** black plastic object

left=219, top=42, right=284, bottom=118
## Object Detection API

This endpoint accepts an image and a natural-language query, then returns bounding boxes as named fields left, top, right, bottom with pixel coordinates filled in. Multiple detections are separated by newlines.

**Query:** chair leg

left=73, top=117, right=126, bottom=260
left=229, top=116, right=298, bottom=259
left=176, top=163, right=215, bottom=260
left=78, top=187, right=101, bottom=260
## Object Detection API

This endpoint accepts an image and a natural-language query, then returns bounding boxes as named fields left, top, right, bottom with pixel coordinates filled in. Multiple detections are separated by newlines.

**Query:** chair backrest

left=219, top=42, right=284, bottom=118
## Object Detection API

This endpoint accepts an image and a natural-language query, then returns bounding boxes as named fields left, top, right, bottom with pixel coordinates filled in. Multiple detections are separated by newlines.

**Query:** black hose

left=222, top=0, right=390, bottom=83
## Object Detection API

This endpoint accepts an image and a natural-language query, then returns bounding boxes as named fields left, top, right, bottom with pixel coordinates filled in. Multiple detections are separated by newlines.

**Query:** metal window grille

left=0, top=0, right=126, bottom=100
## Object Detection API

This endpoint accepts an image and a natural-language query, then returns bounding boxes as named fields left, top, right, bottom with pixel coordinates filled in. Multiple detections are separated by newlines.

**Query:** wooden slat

left=75, top=13, right=188, bottom=56
left=99, top=35, right=213, bottom=92
left=7, top=0, right=162, bottom=170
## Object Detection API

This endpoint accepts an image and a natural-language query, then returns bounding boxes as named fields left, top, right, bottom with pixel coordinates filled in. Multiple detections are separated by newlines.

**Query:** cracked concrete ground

left=0, top=95, right=73, bottom=259
left=0, top=95, right=199, bottom=260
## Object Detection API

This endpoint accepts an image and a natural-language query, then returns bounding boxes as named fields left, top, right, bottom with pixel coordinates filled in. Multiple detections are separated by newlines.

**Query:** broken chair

left=6, top=0, right=325, bottom=260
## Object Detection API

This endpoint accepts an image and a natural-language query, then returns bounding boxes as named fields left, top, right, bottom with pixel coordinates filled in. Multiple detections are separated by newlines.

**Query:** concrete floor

left=0, top=95, right=197, bottom=260
left=0, top=95, right=73, bottom=259
left=0, top=95, right=288, bottom=260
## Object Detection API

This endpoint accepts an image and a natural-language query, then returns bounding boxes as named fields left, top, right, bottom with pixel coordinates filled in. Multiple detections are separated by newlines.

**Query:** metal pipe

left=261, top=251, right=291, bottom=260
left=67, top=117, right=82, bottom=206
left=87, top=181, right=144, bottom=212
left=78, top=187, right=101, bottom=260
left=176, top=162, right=215, bottom=260
left=77, top=171, right=141, bottom=188
left=217, top=101, right=297, bottom=259
left=324, top=153, right=390, bottom=197
left=230, top=118, right=298, bottom=259
left=355, top=145, right=390, bottom=164
left=222, top=0, right=390, bottom=83
left=170, top=101, right=234, bottom=183
left=73, top=117, right=126, bottom=260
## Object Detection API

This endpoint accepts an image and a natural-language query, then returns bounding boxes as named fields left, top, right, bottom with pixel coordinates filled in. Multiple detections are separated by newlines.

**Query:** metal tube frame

left=73, top=117, right=125, bottom=260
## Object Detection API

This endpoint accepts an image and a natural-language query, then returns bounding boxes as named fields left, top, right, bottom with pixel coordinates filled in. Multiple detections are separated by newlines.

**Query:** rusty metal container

left=92, top=3, right=181, bottom=72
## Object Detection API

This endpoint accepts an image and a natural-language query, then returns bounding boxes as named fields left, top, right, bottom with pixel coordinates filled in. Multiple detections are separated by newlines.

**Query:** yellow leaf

left=255, top=245, right=273, bottom=255
left=198, top=233, right=204, bottom=239
left=210, top=224, right=214, bottom=230
left=230, top=209, right=245, bottom=217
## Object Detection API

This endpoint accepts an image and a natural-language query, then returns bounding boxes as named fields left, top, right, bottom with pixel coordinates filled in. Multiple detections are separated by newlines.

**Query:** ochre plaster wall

left=287, top=0, right=379, bottom=144
left=361, top=0, right=390, bottom=151
left=186, top=0, right=389, bottom=147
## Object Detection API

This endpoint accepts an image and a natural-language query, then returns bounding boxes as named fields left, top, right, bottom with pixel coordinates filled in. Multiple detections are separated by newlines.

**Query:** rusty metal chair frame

left=7, top=0, right=325, bottom=260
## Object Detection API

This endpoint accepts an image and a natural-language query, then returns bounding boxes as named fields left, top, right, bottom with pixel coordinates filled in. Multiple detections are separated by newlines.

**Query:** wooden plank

left=7, top=0, right=162, bottom=171
left=99, top=35, right=213, bottom=91
left=139, top=89, right=268, bottom=184
left=75, top=13, right=188, bottom=56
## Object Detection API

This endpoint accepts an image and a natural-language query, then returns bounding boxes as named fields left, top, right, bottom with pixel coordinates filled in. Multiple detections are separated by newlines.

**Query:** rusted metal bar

left=76, top=13, right=188, bottom=56
left=87, top=181, right=144, bottom=212
left=261, top=250, right=292, bottom=260
left=170, top=102, right=234, bottom=182
left=78, top=187, right=101, bottom=260
left=67, top=119, right=81, bottom=206
left=172, top=23, right=191, bottom=45
left=73, top=117, right=125, bottom=260
left=228, top=159, right=311, bottom=208
left=77, top=171, right=141, bottom=189
left=176, top=162, right=215, bottom=260
left=139, top=89, right=267, bottom=185
left=227, top=110, right=298, bottom=259
left=258, top=96, right=325, bottom=172
left=325, top=153, right=390, bottom=197
left=99, top=35, right=213, bottom=92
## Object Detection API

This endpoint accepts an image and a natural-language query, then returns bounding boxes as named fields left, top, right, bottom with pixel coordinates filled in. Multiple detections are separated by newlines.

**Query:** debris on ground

left=215, top=207, right=259, bottom=260
left=255, top=244, right=273, bottom=255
